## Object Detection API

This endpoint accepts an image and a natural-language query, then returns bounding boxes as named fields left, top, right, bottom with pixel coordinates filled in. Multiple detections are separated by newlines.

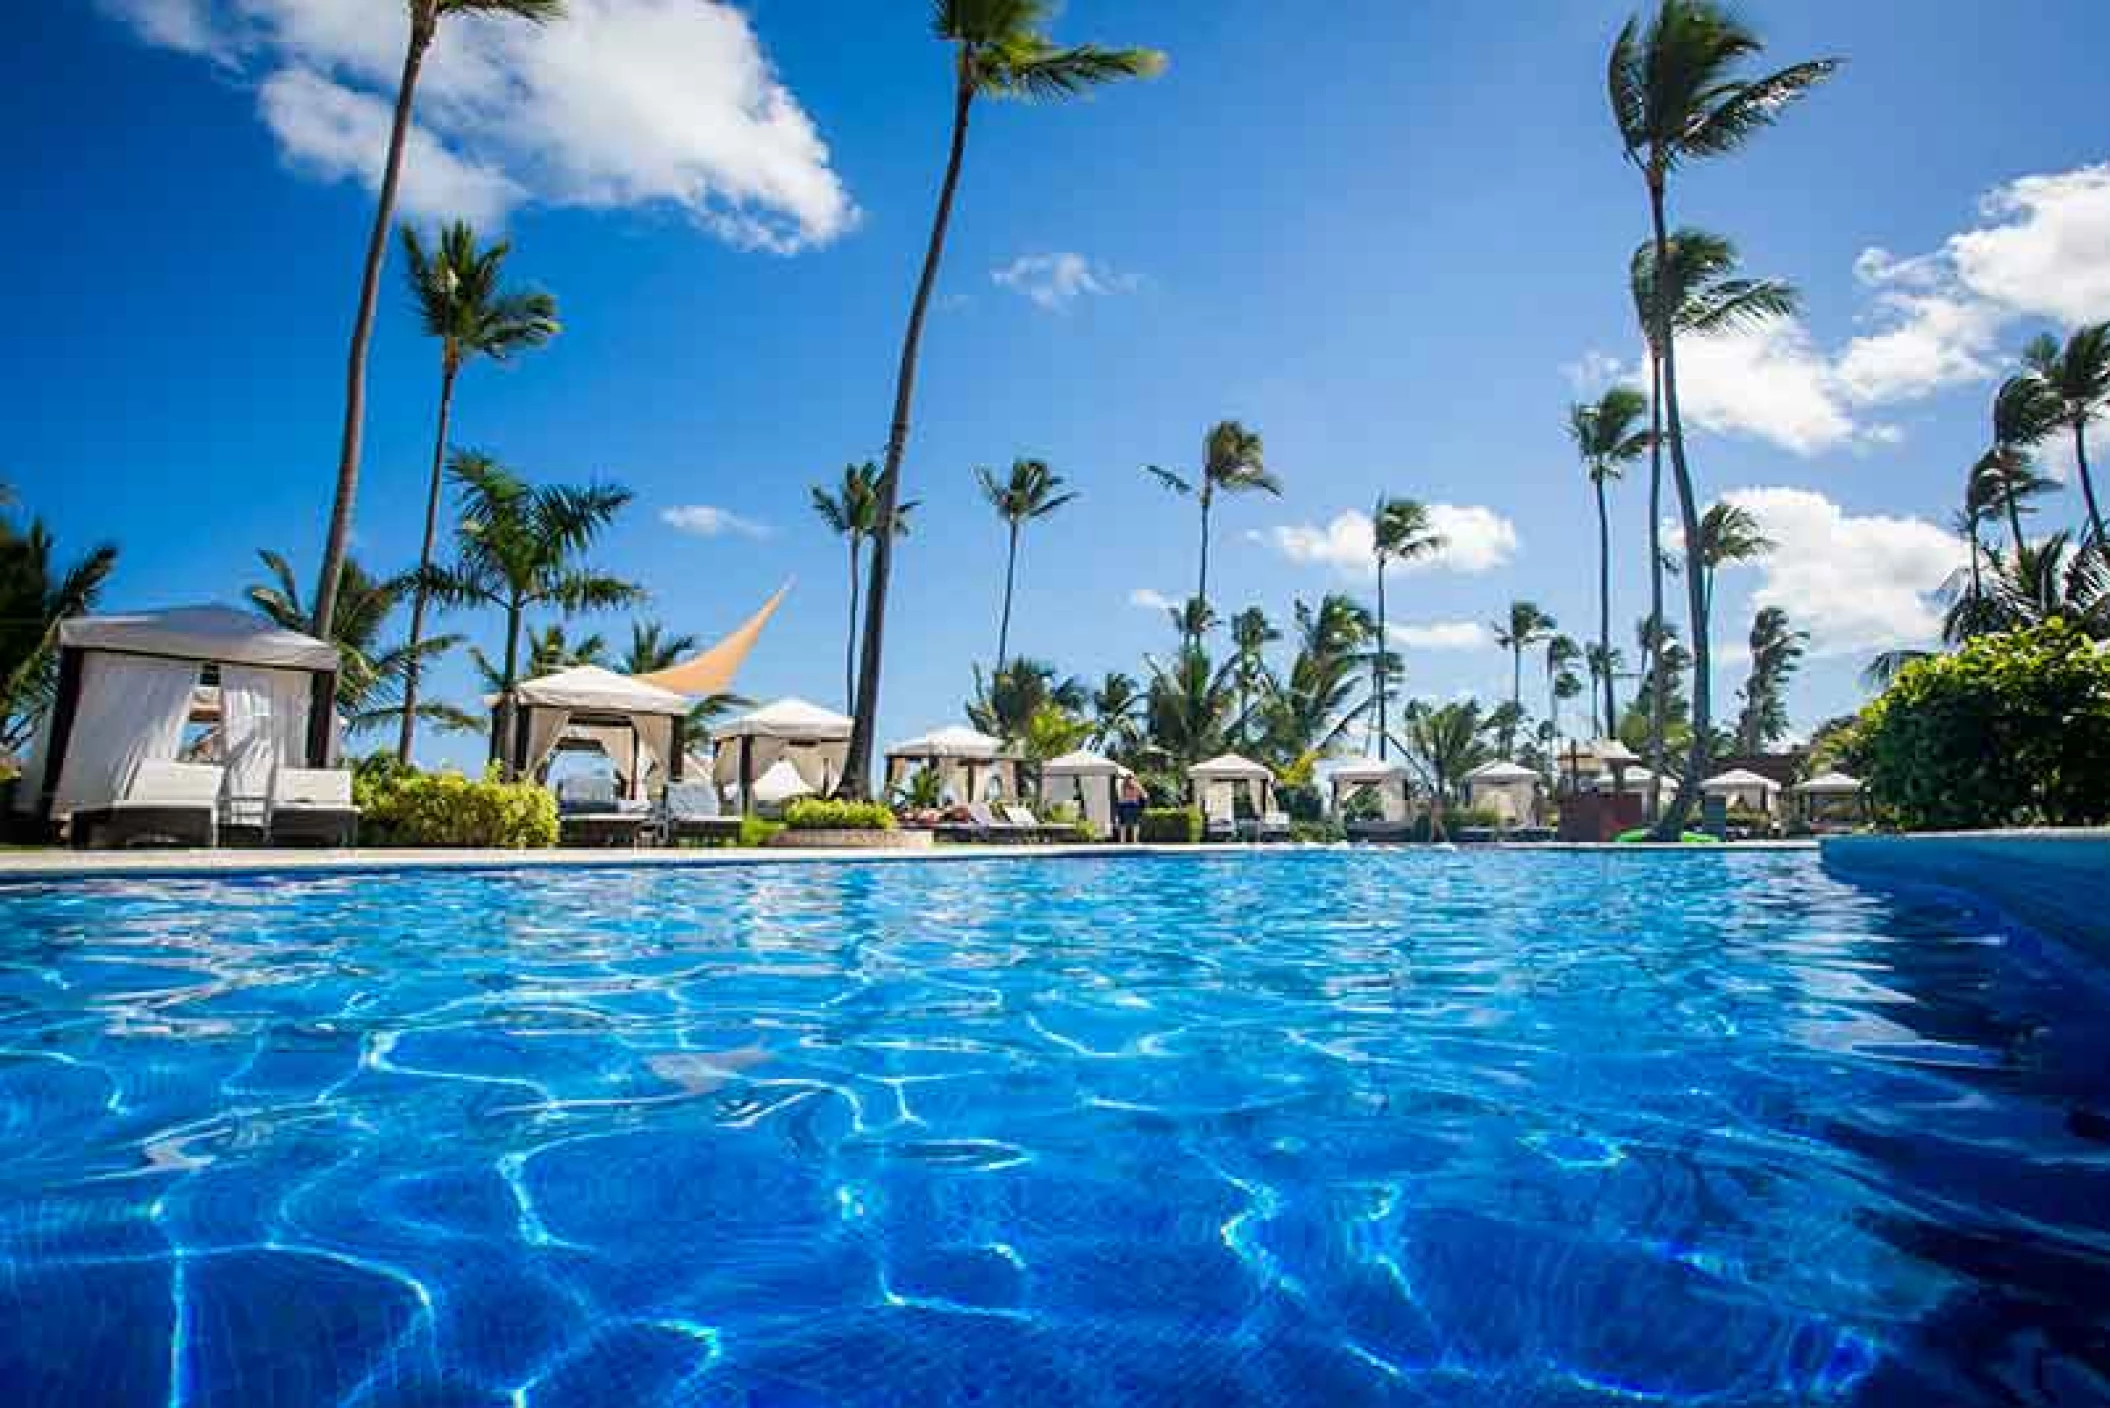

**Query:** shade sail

left=514, top=665, right=689, bottom=716
left=636, top=584, right=789, bottom=698
left=714, top=697, right=852, bottom=743
left=61, top=605, right=338, bottom=672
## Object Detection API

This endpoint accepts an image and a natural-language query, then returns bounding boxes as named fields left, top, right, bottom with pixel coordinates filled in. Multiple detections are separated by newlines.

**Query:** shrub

left=783, top=797, right=896, bottom=832
left=358, top=765, right=558, bottom=849
left=1139, top=806, right=1201, bottom=843
left=1290, top=819, right=1343, bottom=843
left=1857, top=620, right=2110, bottom=831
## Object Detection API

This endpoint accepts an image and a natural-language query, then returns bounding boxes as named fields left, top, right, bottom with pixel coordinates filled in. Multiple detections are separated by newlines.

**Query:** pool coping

left=0, top=838, right=1817, bottom=883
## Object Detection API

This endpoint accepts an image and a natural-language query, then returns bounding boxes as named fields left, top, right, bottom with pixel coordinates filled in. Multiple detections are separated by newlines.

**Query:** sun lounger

left=656, top=781, right=742, bottom=846
left=936, top=801, right=1033, bottom=844
left=1203, top=808, right=1238, bottom=842
left=557, top=775, right=652, bottom=848
left=1003, top=804, right=1072, bottom=844
left=267, top=767, right=360, bottom=847
left=70, top=760, right=223, bottom=849
left=1255, top=809, right=1293, bottom=843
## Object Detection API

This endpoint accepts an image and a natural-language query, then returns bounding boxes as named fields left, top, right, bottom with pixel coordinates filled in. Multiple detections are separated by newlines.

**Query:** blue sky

left=8, top=0, right=2110, bottom=767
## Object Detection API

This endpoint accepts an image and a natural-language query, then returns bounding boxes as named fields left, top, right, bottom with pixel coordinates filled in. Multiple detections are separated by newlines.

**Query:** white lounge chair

left=556, top=774, right=651, bottom=848
left=1256, top=809, right=1293, bottom=842
left=267, top=768, right=360, bottom=847
left=656, top=780, right=741, bottom=845
left=70, top=760, right=223, bottom=849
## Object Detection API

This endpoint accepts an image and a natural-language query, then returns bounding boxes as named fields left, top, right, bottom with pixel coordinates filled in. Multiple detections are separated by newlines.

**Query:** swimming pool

left=2, top=850, right=2106, bottom=1405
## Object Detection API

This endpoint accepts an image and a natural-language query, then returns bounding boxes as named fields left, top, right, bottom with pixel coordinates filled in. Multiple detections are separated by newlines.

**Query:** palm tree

left=840, top=3, right=1162, bottom=797
left=1733, top=606, right=1805, bottom=753
left=1144, top=420, right=1280, bottom=644
left=812, top=462, right=917, bottom=713
left=1370, top=497, right=1442, bottom=757
left=1258, top=595, right=1375, bottom=770
left=1224, top=607, right=1280, bottom=748
left=968, top=656, right=1086, bottom=746
left=310, top=0, right=566, bottom=642
left=0, top=515, right=117, bottom=750
left=622, top=620, right=697, bottom=675
left=2019, top=325, right=2110, bottom=551
left=1970, top=533, right=2110, bottom=640
left=1609, top=0, right=1837, bottom=834
left=1545, top=634, right=1583, bottom=744
left=417, top=451, right=641, bottom=776
left=395, top=221, right=560, bottom=764
left=469, top=622, right=607, bottom=692
left=1168, top=595, right=1220, bottom=643
left=1628, top=227, right=1799, bottom=807
left=1403, top=700, right=1493, bottom=837
left=1987, top=374, right=2063, bottom=554
left=1568, top=386, right=1651, bottom=736
left=1684, top=501, right=1772, bottom=624
left=1973, top=444, right=2058, bottom=556
left=1491, top=601, right=1554, bottom=754
left=976, top=457, right=1077, bottom=671
left=1143, top=643, right=1234, bottom=770
left=1088, top=671, right=1145, bottom=757
left=247, top=550, right=469, bottom=739
left=1584, top=642, right=1628, bottom=736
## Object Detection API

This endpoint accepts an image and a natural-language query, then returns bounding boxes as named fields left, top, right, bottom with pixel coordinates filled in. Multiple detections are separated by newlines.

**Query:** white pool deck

left=0, top=839, right=1817, bottom=883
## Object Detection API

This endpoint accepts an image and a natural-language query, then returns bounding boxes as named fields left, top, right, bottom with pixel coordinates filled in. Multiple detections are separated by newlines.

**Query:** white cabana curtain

left=54, top=655, right=199, bottom=815
left=222, top=665, right=310, bottom=805
left=523, top=708, right=574, bottom=780
left=634, top=715, right=674, bottom=798
left=565, top=721, right=641, bottom=799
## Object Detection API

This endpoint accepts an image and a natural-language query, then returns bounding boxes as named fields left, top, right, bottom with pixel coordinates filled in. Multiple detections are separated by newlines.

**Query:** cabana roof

left=1330, top=759, right=1407, bottom=785
left=1465, top=760, right=1539, bottom=784
left=1189, top=752, right=1273, bottom=782
left=1703, top=767, right=1781, bottom=793
left=60, top=605, right=337, bottom=672
left=513, top=665, right=688, bottom=716
left=1042, top=748, right=1130, bottom=777
left=713, top=697, right=852, bottom=743
left=1590, top=738, right=1640, bottom=766
left=887, top=725, right=1004, bottom=760
left=1795, top=770, right=1864, bottom=796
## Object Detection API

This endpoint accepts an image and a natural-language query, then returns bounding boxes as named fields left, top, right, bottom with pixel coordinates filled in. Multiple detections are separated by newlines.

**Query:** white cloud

left=992, top=252, right=1138, bottom=311
left=1715, top=486, right=1966, bottom=656
left=1389, top=621, right=1492, bottom=651
left=1264, top=504, right=1518, bottom=578
left=1127, top=587, right=1176, bottom=611
left=1564, top=162, right=2110, bottom=456
left=1561, top=349, right=1630, bottom=396
left=100, top=0, right=856, bottom=247
left=660, top=504, right=770, bottom=539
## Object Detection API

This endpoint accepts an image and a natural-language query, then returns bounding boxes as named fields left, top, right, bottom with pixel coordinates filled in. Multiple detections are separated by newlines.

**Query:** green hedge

left=355, top=765, right=558, bottom=848
left=1139, top=806, right=1201, bottom=843
left=783, top=797, right=896, bottom=831
left=1858, top=620, right=2110, bottom=831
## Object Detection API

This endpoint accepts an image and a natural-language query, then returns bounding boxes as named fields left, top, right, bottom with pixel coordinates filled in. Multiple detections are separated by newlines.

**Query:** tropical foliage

left=353, top=758, right=559, bottom=848
left=1146, top=420, right=1280, bottom=645
left=783, top=797, right=896, bottom=832
left=812, top=461, right=915, bottom=711
left=976, top=457, right=1076, bottom=671
left=0, top=504, right=117, bottom=752
left=1733, top=607, right=1806, bottom=753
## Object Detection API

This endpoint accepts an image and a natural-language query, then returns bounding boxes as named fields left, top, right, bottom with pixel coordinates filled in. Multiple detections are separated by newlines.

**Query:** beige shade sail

left=636, top=584, right=790, bottom=698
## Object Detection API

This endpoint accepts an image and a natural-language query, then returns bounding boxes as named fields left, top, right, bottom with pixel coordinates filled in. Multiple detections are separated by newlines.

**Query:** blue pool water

left=2, top=850, right=2108, bottom=1406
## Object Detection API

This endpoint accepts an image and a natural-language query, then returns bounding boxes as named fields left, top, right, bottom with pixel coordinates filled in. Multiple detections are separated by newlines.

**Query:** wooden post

left=670, top=716, right=687, bottom=783
left=36, top=646, right=87, bottom=823
left=307, top=670, right=336, bottom=767
left=739, top=736, right=754, bottom=816
left=511, top=704, right=531, bottom=778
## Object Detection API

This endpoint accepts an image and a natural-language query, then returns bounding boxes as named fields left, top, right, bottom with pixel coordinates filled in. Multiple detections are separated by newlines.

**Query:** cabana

left=1464, top=760, right=1541, bottom=828
left=748, top=758, right=816, bottom=814
left=1189, top=753, right=1276, bottom=836
left=884, top=725, right=1019, bottom=805
left=496, top=665, right=690, bottom=802
left=712, top=698, right=851, bottom=814
left=1794, top=771, right=1866, bottom=831
left=21, top=605, right=339, bottom=833
left=1040, top=749, right=1132, bottom=837
left=1328, top=759, right=1412, bottom=835
left=1702, top=767, right=1782, bottom=817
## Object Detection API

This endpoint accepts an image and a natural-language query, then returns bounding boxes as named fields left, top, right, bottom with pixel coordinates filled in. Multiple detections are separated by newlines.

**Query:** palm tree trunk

left=2075, top=421, right=2106, bottom=552
left=2005, top=481, right=2028, bottom=557
left=1645, top=346, right=1667, bottom=823
left=1195, top=493, right=1213, bottom=640
left=1594, top=476, right=1613, bottom=745
left=1967, top=523, right=1982, bottom=603
left=1650, top=179, right=1709, bottom=839
left=1374, top=561, right=1388, bottom=758
left=841, top=73, right=974, bottom=799
left=844, top=536, right=861, bottom=713
left=995, top=520, right=1019, bottom=671
left=395, top=357, right=456, bottom=765
left=493, top=600, right=523, bottom=777
left=312, top=20, right=433, bottom=639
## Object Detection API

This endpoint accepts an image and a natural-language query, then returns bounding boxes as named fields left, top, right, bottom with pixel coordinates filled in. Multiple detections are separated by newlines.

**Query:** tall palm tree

left=1545, top=634, right=1583, bottom=744
left=395, top=221, right=560, bottom=764
left=418, top=451, right=641, bottom=776
left=1973, top=444, right=2057, bottom=556
left=1628, top=227, right=1799, bottom=809
left=1144, top=643, right=1234, bottom=770
left=976, top=457, right=1077, bottom=671
left=840, top=3, right=1162, bottom=797
left=1370, top=497, right=1442, bottom=757
left=811, top=462, right=917, bottom=713
left=247, top=550, right=468, bottom=739
left=1403, top=700, right=1493, bottom=837
left=0, top=515, right=117, bottom=750
left=1491, top=601, right=1555, bottom=754
left=1733, top=606, right=1805, bottom=754
left=1584, top=642, right=1628, bottom=737
left=1684, top=501, right=1772, bottom=624
left=623, top=620, right=697, bottom=675
left=1226, top=606, right=1280, bottom=748
left=1088, top=670, right=1145, bottom=757
left=1568, top=386, right=1651, bottom=736
left=1168, top=595, right=1220, bottom=643
left=1609, top=0, right=1837, bottom=834
left=310, top=0, right=566, bottom=642
left=2020, top=325, right=2110, bottom=551
left=1144, top=420, right=1280, bottom=644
